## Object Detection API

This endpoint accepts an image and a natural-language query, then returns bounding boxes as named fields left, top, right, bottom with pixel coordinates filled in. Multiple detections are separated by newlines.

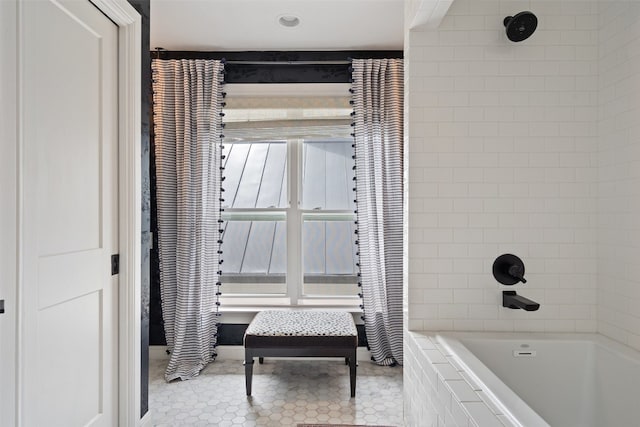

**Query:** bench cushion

left=244, top=310, right=358, bottom=348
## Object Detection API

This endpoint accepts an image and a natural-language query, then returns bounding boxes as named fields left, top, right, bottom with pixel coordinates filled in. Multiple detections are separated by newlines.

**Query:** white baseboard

left=150, top=345, right=372, bottom=362
left=139, top=410, right=152, bottom=427
left=149, top=345, right=170, bottom=360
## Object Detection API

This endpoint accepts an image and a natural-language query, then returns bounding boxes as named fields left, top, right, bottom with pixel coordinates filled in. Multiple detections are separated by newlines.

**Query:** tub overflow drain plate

left=513, top=350, right=537, bottom=357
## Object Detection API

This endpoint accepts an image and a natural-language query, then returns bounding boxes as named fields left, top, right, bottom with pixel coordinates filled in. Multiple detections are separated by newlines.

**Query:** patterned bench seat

left=243, top=310, right=358, bottom=397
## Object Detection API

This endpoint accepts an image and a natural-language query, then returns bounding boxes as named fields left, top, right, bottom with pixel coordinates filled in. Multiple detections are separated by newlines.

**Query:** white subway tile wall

left=406, top=0, right=600, bottom=333
left=597, top=2, right=640, bottom=353
left=404, top=1, right=640, bottom=424
left=404, top=332, right=516, bottom=427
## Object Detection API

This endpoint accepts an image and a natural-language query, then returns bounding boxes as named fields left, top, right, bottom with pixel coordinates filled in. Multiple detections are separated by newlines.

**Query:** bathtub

left=436, top=333, right=640, bottom=427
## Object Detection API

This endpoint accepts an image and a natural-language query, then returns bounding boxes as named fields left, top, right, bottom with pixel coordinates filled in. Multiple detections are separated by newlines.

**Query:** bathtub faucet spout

left=503, top=291, right=540, bottom=311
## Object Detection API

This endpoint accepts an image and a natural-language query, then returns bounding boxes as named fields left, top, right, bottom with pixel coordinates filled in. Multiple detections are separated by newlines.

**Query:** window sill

left=218, top=296, right=362, bottom=313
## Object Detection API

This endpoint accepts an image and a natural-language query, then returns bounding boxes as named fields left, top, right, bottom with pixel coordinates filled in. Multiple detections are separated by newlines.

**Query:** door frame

left=88, top=1, right=143, bottom=425
left=9, top=0, right=142, bottom=425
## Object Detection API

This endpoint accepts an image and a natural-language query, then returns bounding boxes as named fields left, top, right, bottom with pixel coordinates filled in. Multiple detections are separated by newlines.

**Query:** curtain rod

left=153, top=49, right=403, bottom=63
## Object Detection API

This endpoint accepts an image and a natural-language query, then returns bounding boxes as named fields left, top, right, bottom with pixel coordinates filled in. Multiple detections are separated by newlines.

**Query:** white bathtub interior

left=438, top=333, right=640, bottom=427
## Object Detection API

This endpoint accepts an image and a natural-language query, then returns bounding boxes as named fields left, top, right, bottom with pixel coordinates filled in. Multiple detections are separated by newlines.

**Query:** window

left=301, top=139, right=358, bottom=297
left=220, top=84, right=357, bottom=305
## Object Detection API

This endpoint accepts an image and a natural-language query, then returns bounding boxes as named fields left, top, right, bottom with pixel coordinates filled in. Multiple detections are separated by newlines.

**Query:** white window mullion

left=286, top=139, right=301, bottom=304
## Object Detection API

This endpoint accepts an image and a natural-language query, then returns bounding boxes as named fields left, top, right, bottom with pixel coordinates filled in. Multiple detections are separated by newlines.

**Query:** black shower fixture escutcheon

left=493, top=253, right=527, bottom=285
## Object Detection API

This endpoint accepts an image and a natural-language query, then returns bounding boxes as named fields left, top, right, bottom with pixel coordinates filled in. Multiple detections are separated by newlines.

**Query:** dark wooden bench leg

left=244, top=350, right=254, bottom=396
left=349, top=349, right=357, bottom=397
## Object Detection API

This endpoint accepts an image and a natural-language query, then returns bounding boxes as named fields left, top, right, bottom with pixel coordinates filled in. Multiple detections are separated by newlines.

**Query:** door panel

left=33, top=1, right=103, bottom=257
left=21, top=0, right=118, bottom=426
left=38, top=249, right=103, bottom=309
left=37, top=293, right=102, bottom=425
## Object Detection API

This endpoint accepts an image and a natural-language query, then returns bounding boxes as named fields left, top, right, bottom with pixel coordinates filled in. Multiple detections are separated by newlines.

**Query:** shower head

left=504, top=11, right=538, bottom=42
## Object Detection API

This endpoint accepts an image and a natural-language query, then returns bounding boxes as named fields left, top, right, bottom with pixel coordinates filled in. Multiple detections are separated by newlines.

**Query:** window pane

left=222, top=141, right=287, bottom=209
left=303, top=221, right=324, bottom=274
left=301, top=139, right=355, bottom=211
left=325, top=221, right=357, bottom=274
left=257, top=143, right=287, bottom=208
left=302, top=218, right=358, bottom=297
left=221, top=219, right=286, bottom=295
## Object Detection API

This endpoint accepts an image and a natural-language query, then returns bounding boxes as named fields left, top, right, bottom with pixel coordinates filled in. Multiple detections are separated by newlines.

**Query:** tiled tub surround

left=597, top=1, right=640, bottom=351
left=405, top=331, right=640, bottom=427
left=406, top=0, right=600, bottom=333
left=405, top=0, right=640, bottom=349
left=404, top=331, right=515, bottom=427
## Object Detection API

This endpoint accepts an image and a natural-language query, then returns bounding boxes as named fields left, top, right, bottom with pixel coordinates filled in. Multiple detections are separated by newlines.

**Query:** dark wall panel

left=154, top=50, right=403, bottom=84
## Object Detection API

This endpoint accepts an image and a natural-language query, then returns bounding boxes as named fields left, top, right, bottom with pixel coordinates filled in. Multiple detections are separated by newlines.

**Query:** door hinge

left=0, top=299, right=4, bottom=314
left=111, top=254, right=120, bottom=275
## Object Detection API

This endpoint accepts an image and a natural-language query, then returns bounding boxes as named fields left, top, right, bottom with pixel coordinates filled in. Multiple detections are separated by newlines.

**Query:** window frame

left=220, top=137, right=358, bottom=306
left=294, top=138, right=359, bottom=303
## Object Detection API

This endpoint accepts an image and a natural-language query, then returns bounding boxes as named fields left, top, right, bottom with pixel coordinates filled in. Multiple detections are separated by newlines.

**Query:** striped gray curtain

left=152, top=59, right=224, bottom=381
left=352, top=59, right=404, bottom=366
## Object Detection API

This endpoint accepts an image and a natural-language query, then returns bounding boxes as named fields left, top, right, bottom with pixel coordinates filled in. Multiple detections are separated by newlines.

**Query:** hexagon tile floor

left=149, top=357, right=403, bottom=427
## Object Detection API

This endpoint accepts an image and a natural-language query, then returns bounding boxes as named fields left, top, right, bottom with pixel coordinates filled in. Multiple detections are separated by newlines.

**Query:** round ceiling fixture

left=278, top=14, right=300, bottom=28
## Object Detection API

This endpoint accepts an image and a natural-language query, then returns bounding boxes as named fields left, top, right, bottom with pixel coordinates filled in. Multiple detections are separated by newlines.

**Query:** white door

left=0, top=2, right=18, bottom=426
left=20, top=1, right=119, bottom=426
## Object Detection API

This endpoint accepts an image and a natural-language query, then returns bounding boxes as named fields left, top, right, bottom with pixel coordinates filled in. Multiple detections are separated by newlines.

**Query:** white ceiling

left=150, top=0, right=405, bottom=51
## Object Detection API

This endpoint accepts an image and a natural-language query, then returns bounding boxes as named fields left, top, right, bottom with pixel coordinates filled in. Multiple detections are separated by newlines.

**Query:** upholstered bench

left=243, top=310, right=358, bottom=397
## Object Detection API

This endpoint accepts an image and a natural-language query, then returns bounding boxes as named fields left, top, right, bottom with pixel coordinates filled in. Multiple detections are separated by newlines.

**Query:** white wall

left=597, top=2, right=640, bottom=352
left=406, top=0, right=599, bottom=332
